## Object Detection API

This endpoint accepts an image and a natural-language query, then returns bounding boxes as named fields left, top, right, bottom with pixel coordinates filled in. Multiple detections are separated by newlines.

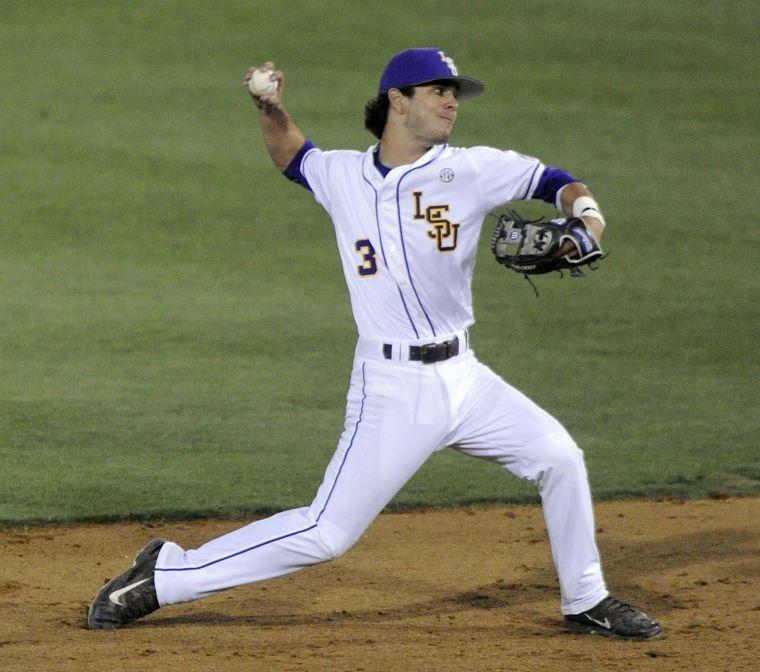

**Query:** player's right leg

left=88, top=355, right=448, bottom=627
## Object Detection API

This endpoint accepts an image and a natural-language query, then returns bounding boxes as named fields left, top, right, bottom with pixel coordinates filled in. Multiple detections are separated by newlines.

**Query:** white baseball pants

left=155, top=333, right=608, bottom=615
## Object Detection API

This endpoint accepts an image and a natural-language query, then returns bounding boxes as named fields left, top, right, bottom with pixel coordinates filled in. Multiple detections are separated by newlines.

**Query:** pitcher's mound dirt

left=2, top=498, right=758, bottom=672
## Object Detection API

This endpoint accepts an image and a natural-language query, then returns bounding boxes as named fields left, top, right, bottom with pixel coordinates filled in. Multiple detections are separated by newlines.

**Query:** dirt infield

left=2, top=498, right=758, bottom=672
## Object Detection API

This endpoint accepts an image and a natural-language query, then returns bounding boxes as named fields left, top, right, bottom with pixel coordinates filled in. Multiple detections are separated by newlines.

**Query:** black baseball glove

left=490, top=211, right=604, bottom=276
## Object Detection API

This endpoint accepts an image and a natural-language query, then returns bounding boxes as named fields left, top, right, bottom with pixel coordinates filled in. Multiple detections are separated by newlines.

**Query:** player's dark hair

left=364, top=85, right=415, bottom=139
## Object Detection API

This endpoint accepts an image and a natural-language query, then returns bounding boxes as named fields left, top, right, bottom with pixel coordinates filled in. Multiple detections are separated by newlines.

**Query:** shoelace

left=595, top=597, right=638, bottom=619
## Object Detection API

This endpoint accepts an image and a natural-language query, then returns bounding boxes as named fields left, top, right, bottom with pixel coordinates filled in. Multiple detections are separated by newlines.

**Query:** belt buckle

left=419, top=337, right=458, bottom=364
left=419, top=342, right=440, bottom=364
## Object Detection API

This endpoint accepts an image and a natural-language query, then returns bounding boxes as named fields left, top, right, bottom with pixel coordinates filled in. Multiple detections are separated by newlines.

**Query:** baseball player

left=88, top=48, right=662, bottom=640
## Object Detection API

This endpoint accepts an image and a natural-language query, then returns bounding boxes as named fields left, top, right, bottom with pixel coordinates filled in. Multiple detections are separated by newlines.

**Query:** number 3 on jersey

left=355, top=239, right=378, bottom=277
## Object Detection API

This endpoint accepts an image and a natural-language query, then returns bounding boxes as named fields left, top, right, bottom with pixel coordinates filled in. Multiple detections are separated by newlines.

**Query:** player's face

left=403, top=83, right=459, bottom=145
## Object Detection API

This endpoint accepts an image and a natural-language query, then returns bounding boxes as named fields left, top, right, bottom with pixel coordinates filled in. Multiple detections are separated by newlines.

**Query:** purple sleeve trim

left=282, top=139, right=315, bottom=191
left=532, top=166, right=580, bottom=204
left=520, top=162, right=541, bottom=200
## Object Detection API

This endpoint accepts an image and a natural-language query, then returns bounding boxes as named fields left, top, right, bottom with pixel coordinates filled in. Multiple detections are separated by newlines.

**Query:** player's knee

left=324, top=534, right=355, bottom=561
left=314, top=519, right=359, bottom=562
left=541, top=431, right=586, bottom=473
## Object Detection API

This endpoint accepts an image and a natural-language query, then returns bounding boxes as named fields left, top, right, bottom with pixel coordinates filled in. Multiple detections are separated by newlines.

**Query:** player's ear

left=387, top=88, right=409, bottom=115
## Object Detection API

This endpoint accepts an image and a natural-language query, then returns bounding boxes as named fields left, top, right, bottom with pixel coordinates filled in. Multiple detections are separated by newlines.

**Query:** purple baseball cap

left=378, top=48, right=485, bottom=100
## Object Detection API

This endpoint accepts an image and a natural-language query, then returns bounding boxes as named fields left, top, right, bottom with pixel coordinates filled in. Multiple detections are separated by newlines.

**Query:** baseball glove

left=490, top=211, right=604, bottom=277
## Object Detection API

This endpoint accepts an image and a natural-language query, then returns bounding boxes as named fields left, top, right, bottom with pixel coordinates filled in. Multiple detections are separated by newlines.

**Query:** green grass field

left=1, top=1, right=758, bottom=523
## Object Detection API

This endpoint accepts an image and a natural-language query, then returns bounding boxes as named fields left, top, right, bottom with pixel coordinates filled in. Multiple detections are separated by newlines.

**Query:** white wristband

left=572, top=196, right=606, bottom=227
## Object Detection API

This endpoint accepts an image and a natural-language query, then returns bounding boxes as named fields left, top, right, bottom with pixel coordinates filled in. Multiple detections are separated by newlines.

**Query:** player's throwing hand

left=243, top=61, right=284, bottom=111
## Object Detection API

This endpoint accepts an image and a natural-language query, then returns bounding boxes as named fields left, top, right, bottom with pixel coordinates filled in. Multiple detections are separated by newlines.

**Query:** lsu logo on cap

left=438, top=51, right=458, bottom=76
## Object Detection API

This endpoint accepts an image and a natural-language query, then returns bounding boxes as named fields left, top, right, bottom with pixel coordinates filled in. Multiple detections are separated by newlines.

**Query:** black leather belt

left=382, top=336, right=460, bottom=364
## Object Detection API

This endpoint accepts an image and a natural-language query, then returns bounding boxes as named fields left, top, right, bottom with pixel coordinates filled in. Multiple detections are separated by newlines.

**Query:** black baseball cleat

left=563, top=595, right=663, bottom=640
left=87, top=538, right=166, bottom=629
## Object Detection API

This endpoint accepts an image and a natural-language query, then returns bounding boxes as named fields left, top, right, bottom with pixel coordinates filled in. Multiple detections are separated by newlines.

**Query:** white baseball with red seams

left=153, top=139, right=609, bottom=616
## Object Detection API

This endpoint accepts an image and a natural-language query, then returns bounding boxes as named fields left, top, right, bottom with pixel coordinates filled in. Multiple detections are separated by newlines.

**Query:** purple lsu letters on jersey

left=293, top=143, right=547, bottom=340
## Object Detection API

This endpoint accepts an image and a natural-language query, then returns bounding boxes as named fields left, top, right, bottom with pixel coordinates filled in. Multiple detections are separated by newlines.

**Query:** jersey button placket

left=389, top=243, right=404, bottom=284
left=380, top=194, right=405, bottom=285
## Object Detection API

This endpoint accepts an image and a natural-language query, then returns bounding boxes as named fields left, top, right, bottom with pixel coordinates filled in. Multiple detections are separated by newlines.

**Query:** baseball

left=248, top=67, right=278, bottom=96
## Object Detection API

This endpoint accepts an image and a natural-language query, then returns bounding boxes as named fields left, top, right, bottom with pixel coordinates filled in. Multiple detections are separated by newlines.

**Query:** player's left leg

left=440, top=351, right=607, bottom=615
left=441, top=351, right=661, bottom=638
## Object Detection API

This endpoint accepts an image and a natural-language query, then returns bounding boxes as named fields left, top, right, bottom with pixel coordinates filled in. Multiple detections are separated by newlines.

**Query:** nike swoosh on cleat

left=109, top=578, right=150, bottom=606
left=585, top=615, right=611, bottom=629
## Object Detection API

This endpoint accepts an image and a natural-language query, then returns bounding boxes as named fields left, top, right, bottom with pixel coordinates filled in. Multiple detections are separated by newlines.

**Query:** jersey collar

left=362, top=143, right=447, bottom=186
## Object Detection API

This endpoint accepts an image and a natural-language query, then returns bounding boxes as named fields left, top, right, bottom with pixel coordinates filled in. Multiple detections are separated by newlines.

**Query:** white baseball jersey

left=300, top=143, right=544, bottom=339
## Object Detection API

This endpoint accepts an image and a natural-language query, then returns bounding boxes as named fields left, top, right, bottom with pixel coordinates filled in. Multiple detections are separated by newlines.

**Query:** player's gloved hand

left=490, top=211, right=604, bottom=276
